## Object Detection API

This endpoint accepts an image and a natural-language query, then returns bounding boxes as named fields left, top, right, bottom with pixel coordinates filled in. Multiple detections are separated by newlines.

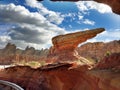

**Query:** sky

left=0, top=0, right=120, bottom=49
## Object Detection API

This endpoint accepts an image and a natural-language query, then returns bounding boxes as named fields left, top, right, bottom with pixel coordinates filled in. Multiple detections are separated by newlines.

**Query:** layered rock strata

left=0, top=43, right=49, bottom=64
left=0, top=40, right=120, bottom=64
left=77, top=40, right=120, bottom=62
left=0, top=60, right=120, bottom=90
left=48, top=28, right=104, bottom=62
left=95, top=53, right=120, bottom=70
left=0, top=27, right=120, bottom=90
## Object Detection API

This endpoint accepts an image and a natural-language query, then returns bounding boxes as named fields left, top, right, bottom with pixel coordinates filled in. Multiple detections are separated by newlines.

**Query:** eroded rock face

left=0, top=28, right=119, bottom=90
left=0, top=63, right=120, bottom=90
left=50, top=0, right=120, bottom=15
left=2, top=43, right=16, bottom=55
left=48, top=28, right=104, bottom=62
left=0, top=43, right=49, bottom=64
left=95, top=53, right=120, bottom=70
left=77, top=40, right=120, bottom=62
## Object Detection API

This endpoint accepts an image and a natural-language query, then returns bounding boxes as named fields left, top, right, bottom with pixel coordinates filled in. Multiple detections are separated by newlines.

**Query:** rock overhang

left=48, top=28, right=105, bottom=62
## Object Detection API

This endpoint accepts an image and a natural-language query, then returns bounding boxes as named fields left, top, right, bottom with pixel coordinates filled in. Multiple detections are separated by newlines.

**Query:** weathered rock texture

left=0, top=56, right=120, bottom=90
left=96, top=53, right=120, bottom=70
left=0, top=40, right=119, bottom=65
left=77, top=40, right=120, bottom=62
left=0, top=43, right=49, bottom=64
left=48, top=28, right=104, bottom=62
left=0, top=40, right=120, bottom=65
left=0, top=27, right=120, bottom=90
left=50, top=0, right=120, bottom=15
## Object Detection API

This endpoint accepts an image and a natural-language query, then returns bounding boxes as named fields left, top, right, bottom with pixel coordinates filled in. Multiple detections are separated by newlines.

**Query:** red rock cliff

left=95, top=53, right=120, bottom=70
left=77, top=40, right=120, bottom=62
left=0, top=61, right=120, bottom=90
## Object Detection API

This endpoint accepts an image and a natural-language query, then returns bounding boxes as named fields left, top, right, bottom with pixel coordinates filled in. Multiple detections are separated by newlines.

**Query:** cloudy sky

left=0, top=0, right=120, bottom=49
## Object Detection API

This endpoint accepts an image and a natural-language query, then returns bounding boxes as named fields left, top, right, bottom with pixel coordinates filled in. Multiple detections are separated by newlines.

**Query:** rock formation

left=48, top=28, right=104, bottom=62
left=0, top=43, right=49, bottom=64
left=95, top=53, right=120, bottom=70
left=0, top=40, right=120, bottom=65
left=2, top=43, right=16, bottom=55
left=50, top=0, right=120, bottom=15
left=0, top=58, right=120, bottom=90
left=0, top=28, right=120, bottom=90
left=77, top=40, right=120, bottom=62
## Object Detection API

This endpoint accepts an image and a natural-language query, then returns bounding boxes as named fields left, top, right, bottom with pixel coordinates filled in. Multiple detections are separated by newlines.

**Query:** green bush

left=105, top=51, right=111, bottom=57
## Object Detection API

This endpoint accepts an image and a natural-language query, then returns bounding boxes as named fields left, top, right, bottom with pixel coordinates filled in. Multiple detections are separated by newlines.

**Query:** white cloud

left=78, top=15, right=84, bottom=20
left=0, top=36, right=11, bottom=42
left=62, top=13, right=75, bottom=17
left=0, top=3, right=66, bottom=49
left=9, top=40, right=49, bottom=50
left=87, top=29, right=120, bottom=42
left=25, top=0, right=64, bottom=25
left=100, top=30, right=120, bottom=38
left=83, top=19, right=95, bottom=25
left=76, top=1, right=88, bottom=11
left=76, top=1, right=112, bottom=14
left=61, top=11, right=95, bottom=26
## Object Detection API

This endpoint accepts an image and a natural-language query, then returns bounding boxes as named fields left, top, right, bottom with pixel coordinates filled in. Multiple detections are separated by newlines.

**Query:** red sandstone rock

left=77, top=40, right=120, bottom=62
left=0, top=63, right=120, bottom=90
left=0, top=43, right=49, bottom=64
left=95, top=53, right=120, bottom=70
left=0, top=27, right=119, bottom=90
left=48, top=28, right=104, bottom=62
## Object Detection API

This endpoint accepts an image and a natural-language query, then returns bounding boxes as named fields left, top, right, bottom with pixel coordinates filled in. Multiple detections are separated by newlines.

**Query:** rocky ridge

left=77, top=40, right=120, bottom=62
left=0, top=54, right=120, bottom=90
left=0, top=43, right=49, bottom=64
left=0, top=28, right=120, bottom=90
left=0, top=40, right=120, bottom=65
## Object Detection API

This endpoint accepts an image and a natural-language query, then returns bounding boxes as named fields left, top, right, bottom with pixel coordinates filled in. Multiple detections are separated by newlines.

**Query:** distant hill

left=0, top=40, right=120, bottom=64
left=0, top=43, right=49, bottom=64
left=77, top=40, right=120, bottom=62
